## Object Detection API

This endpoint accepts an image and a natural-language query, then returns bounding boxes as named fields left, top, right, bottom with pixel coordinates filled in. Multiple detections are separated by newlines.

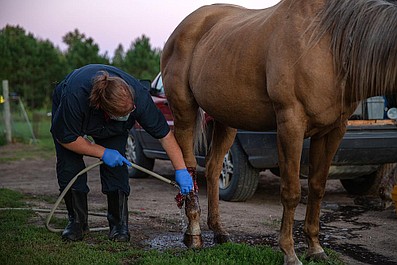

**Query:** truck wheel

left=340, top=164, right=391, bottom=196
left=126, top=130, right=154, bottom=178
left=219, top=140, right=260, bottom=202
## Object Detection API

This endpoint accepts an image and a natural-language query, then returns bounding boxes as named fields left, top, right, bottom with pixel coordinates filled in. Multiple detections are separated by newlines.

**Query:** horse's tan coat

left=161, top=1, right=396, bottom=264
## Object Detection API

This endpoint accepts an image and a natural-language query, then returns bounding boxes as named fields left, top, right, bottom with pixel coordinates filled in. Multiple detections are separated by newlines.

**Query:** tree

left=0, top=26, right=161, bottom=110
left=63, top=29, right=109, bottom=71
left=122, top=35, right=160, bottom=80
left=112, top=44, right=125, bottom=69
left=0, top=25, right=66, bottom=109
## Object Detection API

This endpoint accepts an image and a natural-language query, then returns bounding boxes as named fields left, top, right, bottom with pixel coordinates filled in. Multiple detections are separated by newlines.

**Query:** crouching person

left=51, top=64, right=193, bottom=242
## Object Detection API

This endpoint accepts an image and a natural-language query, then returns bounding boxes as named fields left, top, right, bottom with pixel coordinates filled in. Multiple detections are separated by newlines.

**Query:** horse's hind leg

left=175, top=108, right=204, bottom=249
left=206, top=121, right=237, bottom=243
left=304, top=125, right=346, bottom=261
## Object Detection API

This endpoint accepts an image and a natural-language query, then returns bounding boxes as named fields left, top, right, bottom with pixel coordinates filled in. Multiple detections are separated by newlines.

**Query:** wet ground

left=146, top=200, right=397, bottom=265
left=1, top=143, right=397, bottom=265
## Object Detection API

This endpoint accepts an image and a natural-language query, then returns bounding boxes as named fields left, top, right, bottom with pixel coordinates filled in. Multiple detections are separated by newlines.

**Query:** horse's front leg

left=182, top=167, right=203, bottom=248
left=304, top=125, right=346, bottom=260
left=206, top=123, right=237, bottom=243
left=168, top=102, right=203, bottom=248
left=277, top=115, right=306, bottom=265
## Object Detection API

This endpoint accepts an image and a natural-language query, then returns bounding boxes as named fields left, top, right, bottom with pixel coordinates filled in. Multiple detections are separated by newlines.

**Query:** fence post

left=2, top=80, right=12, bottom=143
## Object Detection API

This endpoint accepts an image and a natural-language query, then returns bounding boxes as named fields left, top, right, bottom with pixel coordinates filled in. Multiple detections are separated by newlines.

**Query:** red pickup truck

left=127, top=73, right=397, bottom=202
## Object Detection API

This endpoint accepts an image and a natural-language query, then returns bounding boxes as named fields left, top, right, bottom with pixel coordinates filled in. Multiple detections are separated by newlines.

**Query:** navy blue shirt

left=51, top=64, right=170, bottom=143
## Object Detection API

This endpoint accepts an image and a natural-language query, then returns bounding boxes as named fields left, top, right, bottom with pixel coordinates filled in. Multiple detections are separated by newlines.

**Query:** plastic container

left=366, top=96, right=385, bottom=119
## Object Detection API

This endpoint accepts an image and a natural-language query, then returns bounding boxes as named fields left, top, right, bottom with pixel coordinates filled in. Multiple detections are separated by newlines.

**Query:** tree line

left=0, top=25, right=161, bottom=110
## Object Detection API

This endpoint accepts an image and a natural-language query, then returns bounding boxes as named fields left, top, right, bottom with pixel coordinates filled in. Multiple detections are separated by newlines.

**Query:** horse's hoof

left=283, top=256, right=303, bottom=265
left=214, top=233, right=230, bottom=244
left=306, top=251, right=328, bottom=261
left=183, top=234, right=203, bottom=249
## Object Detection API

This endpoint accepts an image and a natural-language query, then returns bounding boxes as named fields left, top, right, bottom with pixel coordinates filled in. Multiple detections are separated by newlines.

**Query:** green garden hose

left=45, top=161, right=105, bottom=233
left=2, top=160, right=180, bottom=233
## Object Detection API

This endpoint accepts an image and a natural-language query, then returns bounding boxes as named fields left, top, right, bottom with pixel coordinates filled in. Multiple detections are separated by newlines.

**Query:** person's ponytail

left=90, top=71, right=134, bottom=116
left=90, top=71, right=109, bottom=109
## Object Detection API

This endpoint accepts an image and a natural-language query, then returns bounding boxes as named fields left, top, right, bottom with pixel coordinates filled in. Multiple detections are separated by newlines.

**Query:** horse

left=160, top=0, right=397, bottom=264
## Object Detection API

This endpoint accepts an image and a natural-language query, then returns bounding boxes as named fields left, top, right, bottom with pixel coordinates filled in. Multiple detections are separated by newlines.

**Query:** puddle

left=146, top=231, right=216, bottom=251
left=147, top=204, right=396, bottom=265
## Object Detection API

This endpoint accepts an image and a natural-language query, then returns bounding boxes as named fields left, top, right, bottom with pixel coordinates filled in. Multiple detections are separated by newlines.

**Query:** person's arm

left=159, top=131, right=193, bottom=194
left=60, top=136, right=131, bottom=167
left=131, top=83, right=192, bottom=193
left=59, top=136, right=105, bottom=158
left=159, top=131, right=187, bottom=170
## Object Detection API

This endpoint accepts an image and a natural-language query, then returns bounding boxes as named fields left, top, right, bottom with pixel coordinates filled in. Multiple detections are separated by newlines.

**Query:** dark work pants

left=53, top=134, right=130, bottom=195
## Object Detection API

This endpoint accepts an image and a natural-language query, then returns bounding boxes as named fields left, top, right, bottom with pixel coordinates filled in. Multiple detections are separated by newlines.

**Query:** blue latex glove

left=175, top=168, right=193, bottom=195
left=102, top=148, right=132, bottom=167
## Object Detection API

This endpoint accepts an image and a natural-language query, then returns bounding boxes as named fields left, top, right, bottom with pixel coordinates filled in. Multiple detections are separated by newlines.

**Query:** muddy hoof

left=214, top=233, right=230, bottom=244
left=307, top=251, right=328, bottom=261
left=183, top=234, right=203, bottom=249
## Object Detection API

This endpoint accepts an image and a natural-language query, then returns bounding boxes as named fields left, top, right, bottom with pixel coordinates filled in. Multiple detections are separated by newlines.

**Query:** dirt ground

left=1, top=143, right=397, bottom=265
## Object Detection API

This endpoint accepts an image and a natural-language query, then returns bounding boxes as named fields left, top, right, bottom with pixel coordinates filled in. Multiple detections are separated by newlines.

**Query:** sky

left=0, top=0, right=280, bottom=57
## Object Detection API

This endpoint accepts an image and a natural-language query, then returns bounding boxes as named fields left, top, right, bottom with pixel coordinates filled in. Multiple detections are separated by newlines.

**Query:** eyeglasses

left=129, top=104, right=136, bottom=113
left=109, top=105, right=136, bottom=121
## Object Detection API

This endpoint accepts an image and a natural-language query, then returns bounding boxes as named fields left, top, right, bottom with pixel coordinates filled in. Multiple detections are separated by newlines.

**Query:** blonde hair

left=89, top=71, right=134, bottom=116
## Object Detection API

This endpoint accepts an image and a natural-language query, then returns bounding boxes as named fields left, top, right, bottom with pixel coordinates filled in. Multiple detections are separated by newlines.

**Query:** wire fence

left=0, top=93, right=51, bottom=145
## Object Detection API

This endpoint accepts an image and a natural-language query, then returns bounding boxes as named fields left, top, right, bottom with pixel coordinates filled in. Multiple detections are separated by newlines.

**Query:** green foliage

left=121, top=34, right=161, bottom=80
left=0, top=136, right=5, bottom=146
left=0, top=25, right=161, bottom=112
left=112, top=43, right=125, bottom=69
left=62, top=29, right=109, bottom=72
left=0, top=25, right=66, bottom=109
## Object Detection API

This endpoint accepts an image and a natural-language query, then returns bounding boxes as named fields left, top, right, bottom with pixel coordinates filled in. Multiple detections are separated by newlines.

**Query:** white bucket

left=366, top=96, right=385, bottom=119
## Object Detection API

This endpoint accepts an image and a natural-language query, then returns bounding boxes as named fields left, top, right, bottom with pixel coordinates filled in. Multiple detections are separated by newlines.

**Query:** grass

left=0, top=142, right=55, bottom=163
left=0, top=188, right=345, bottom=265
left=0, top=112, right=345, bottom=265
left=0, top=112, right=55, bottom=162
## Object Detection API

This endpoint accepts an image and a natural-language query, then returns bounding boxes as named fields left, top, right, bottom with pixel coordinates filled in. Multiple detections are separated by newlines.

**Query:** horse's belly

left=196, top=98, right=277, bottom=131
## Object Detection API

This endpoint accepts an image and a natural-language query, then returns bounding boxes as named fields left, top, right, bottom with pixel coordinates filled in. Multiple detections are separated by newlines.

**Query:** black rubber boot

left=107, top=190, right=130, bottom=242
left=62, top=190, right=89, bottom=241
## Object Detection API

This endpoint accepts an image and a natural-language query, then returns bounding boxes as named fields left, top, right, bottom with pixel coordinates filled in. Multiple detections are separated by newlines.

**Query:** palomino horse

left=161, top=0, right=397, bottom=264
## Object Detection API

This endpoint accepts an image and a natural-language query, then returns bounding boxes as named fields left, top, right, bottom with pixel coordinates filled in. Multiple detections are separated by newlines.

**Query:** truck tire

left=340, top=164, right=393, bottom=196
left=219, top=140, right=260, bottom=202
left=126, top=130, right=154, bottom=178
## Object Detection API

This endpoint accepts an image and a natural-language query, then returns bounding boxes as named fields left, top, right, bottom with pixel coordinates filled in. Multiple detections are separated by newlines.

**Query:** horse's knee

left=308, top=179, right=326, bottom=198
left=281, top=189, right=301, bottom=208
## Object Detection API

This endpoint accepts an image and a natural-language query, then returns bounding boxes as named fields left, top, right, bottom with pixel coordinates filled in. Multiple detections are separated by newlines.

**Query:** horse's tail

left=194, top=108, right=209, bottom=156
